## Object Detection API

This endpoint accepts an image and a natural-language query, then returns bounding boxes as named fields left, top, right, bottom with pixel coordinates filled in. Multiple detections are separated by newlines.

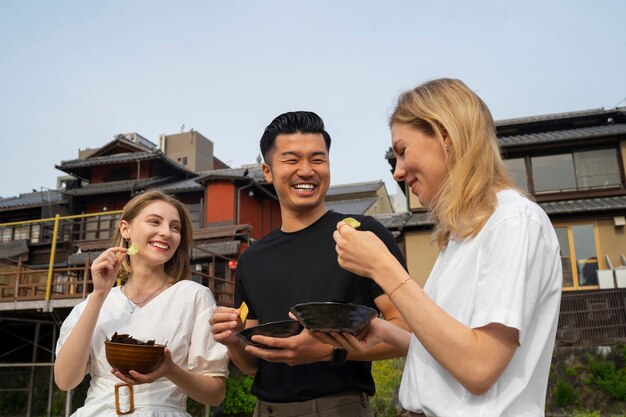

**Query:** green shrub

left=371, top=358, right=404, bottom=417
left=570, top=410, right=602, bottom=417
left=588, top=356, right=626, bottom=401
left=554, top=378, right=575, bottom=407
left=221, top=374, right=256, bottom=416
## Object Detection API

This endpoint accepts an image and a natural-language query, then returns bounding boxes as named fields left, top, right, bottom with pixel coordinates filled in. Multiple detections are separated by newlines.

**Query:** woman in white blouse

left=55, top=190, right=228, bottom=416
left=316, top=78, right=562, bottom=417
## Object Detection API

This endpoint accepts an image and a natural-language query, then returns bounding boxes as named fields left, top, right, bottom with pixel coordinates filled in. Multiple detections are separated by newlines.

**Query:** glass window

left=532, top=154, right=576, bottom=192
left=574, top=149, right=621, bottom=189
left=0, top=227, right=12, bottom=243
left=14, top=225, right=29, bottom=240
left=30, top=224, right=40, bottom=243
left=531, top=148, right=621, bottom=193
left=573, top=224, right=598, bottom=286
left=556, top=223, right=600, bottom=289
left=504, top=158, right=528, bottom=192
left=555, top=227, right=573, bottom=287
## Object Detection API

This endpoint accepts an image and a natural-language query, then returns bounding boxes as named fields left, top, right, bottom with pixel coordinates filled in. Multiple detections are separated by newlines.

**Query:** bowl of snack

left=104, top=332, right=165, bottom=375
left=290, top=302, right=377, bottom=333
left=236, top=320, right=303, bottom=349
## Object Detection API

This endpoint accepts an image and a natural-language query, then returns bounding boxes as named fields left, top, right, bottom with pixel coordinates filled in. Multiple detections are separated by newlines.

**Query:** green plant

left=588, top=356, right=626, bottom=401
left=570, top=410, right=602, bottom=417
left=221, top=374, right=256, bottom=416
left=371, top=358, right=404, bottom=417
left=554, top=378, right=575, bottom=407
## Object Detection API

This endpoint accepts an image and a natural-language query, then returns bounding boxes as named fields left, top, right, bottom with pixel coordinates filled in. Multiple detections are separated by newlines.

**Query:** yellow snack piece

left=127, top=243, right=139, bottom=256
left=238, top=301, right=249, bottom=323
left=342, top=217, right=361, bottom=228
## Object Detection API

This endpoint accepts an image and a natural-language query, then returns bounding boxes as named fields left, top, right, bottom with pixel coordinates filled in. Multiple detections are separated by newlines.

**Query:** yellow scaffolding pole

left=45, top=215, right=60, bottom=301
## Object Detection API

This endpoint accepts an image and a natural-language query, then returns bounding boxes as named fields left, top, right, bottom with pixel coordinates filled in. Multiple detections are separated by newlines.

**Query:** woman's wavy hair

left=390, top=78, right=517, bottom=248
left=111, top=190, right=193, bottom=282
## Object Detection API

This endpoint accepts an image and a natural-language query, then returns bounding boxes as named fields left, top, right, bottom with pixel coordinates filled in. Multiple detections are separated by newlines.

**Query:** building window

left=531, top=148, right=621, bottom=193
left=504, top=158, right=528, bottom=192
left=555, top=223, right=601, bottom=290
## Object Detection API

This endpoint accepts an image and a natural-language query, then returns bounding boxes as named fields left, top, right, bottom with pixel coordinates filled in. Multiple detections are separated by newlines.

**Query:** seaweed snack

left=342, top=217, right=361, bottom=228
left=108, top=332, right=155, bottom=346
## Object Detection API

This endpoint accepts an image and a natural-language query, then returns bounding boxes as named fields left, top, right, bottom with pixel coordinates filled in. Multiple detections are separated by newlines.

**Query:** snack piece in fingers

left=126, top=243, right=139, bottom=256
left=238, top=301, right=249, bottom=323
left=342, top=217, right=361, bottom=228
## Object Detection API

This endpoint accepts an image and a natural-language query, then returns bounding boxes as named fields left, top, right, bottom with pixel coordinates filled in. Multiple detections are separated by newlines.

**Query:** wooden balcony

left=0, top=260, right=235, bottom=310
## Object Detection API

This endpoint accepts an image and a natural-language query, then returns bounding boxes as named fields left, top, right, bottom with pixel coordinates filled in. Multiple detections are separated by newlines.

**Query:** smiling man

left=210, top=111, right=408, bottom=417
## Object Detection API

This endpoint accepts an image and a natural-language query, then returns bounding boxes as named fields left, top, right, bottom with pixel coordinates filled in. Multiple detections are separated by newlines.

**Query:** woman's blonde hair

left=390, top=78, right=516, bottom=248
left=112, top=190, right=193, bottom=282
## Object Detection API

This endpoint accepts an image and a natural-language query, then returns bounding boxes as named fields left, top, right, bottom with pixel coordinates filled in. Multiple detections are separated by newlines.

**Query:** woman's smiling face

left=391, top=122, right=449, bottom=209
left=120, top=200, right=182, bottom=265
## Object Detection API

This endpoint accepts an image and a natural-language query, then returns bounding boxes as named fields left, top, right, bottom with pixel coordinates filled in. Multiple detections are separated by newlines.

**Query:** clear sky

left=1, top=0, right=625, bottom=199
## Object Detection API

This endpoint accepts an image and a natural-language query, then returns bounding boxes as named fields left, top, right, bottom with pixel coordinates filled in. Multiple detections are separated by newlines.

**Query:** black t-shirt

left=235, top=210, right=407, bottom=402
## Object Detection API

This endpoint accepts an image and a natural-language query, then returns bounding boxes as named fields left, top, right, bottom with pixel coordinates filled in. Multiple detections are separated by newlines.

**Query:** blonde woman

left=55, top=190, right=228, bottom=416
left=315, top=79, right=562, bottom=416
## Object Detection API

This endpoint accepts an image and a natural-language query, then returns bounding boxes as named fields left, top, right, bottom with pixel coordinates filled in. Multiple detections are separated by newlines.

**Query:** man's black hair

left=260, top=111, right=332, bottom=162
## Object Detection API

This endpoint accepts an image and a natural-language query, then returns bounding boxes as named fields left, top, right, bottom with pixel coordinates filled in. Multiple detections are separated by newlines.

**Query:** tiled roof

left=192, top=240, right=240, bottom=258
left=58, top=152, right=160, bottom=168
left=540, top=196, right=626, bottom=215
left=194, top=224, right=252, bottom=240
left=0, top=239, right=29, bottom=259
left=373, top=212, right=412, bottom=229
left=62, top=177, right=175, bottom=196
left=196, top=166, right=266, bottom=182
left=158, top=178, right=204, bottom=193
left=326, top=197, right=378, bottom=215
left=327, top=181, right=384, bottom=196
left=499, top=124, right=626, bottom=147
left=495, top=107, right=613, bottom=127
left=56, top=150, right=196, bottom=177
left=375, top=196, right=626, bottom=230
left=0, top=190, right=65, bottom=210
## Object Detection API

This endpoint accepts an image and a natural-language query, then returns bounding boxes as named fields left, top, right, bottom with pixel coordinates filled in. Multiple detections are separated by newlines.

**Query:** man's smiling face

left=262, top=132, right=330, bottom=216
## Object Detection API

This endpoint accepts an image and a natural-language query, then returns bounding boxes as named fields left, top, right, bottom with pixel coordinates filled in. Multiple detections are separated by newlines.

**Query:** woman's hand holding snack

left=90, top=247, right=127, bottom=297
left=334, top=222, right=395, bottom=279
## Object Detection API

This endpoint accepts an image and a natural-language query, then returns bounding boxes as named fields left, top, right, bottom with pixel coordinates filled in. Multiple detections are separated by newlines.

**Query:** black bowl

left=290, top=302, right=378, bottom=333
left=236, top=320, right=303, bottom=348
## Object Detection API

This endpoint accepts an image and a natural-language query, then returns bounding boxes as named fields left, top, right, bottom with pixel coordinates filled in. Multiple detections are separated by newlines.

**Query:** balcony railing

left=557, top=288, right=626, bottom=346
left=0, top=258, right=235, bottom=308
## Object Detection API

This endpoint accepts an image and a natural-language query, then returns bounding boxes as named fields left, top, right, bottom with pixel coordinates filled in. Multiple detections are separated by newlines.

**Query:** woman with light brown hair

left=315, top=78, right=562, bottom=416
left=54, top=190, right=228, bottom=416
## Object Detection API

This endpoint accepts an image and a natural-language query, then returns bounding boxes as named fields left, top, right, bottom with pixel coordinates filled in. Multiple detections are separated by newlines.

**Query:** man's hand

left=244, top=330, right=334, bottom=366
left=309, top=318, right=387, bottom=354
left=210, top=306, right=245, bottom=346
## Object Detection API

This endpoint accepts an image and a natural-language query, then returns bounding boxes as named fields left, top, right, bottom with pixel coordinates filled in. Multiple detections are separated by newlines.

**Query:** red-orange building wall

left=205, top=181, right=235, bottom=223
left=239, top=191, right=281, bottom=240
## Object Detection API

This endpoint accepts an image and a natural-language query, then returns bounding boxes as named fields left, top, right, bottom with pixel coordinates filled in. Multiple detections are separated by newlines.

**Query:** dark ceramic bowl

left=236, top=320, right=303, bottom=348
left=290, top=302, right=378, bottom=333
left=104, top=341, right=165, bottom=375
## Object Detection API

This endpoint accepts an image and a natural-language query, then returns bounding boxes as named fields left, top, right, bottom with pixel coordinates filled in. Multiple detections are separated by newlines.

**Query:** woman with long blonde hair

left=315, top=78, right=562, bottom=416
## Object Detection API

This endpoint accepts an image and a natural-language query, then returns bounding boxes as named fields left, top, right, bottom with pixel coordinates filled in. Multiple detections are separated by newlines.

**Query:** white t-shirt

left=399, top=190, right=562, bottom=417
left=56, top=280, right=229, bottom=417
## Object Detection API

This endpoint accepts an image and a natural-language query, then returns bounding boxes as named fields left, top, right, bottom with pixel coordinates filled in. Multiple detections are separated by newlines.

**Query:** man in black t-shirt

left=210, top=111, right=408, bottom=417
